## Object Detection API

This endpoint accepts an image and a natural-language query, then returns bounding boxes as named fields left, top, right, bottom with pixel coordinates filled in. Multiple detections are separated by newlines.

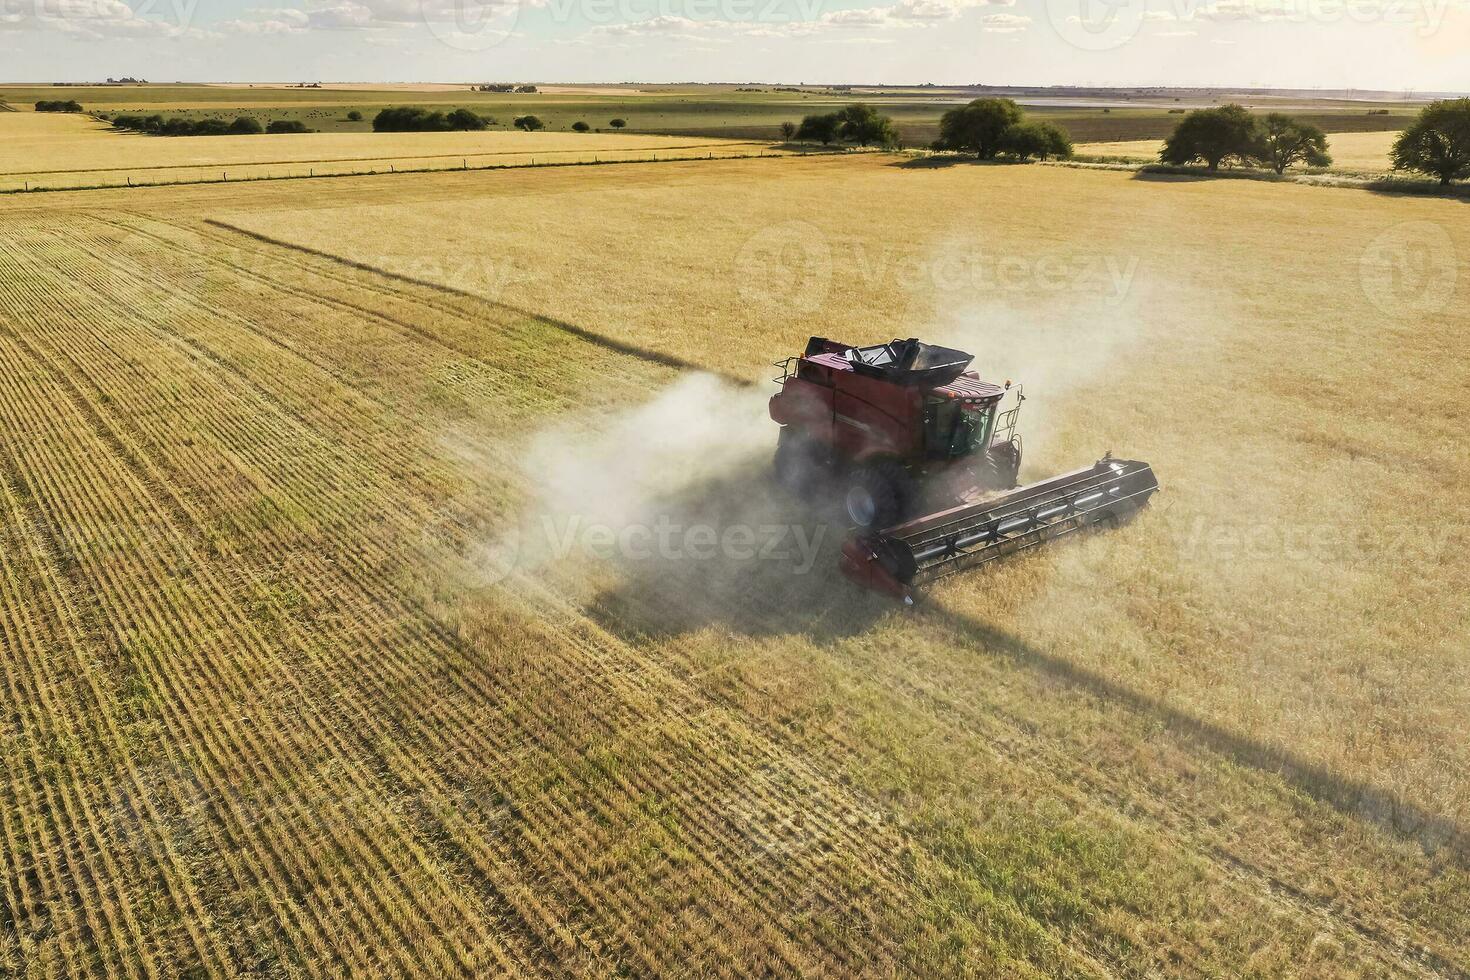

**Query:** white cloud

left=309, top=3, right=379, bottom=29
left=981, top=10, right=1029, bottom=31
left=587, top=14, right=735, bottom=40
left=592, top=12, right=701, bottom=32
left=575, top=1, right=932, bottom=41
left=889, top=0, right=966, bottom=21
left=218, top=7, right=309, bottom=34
left=217, top=0, right=527, bottom=35
left=820, top=6, right=891, bottom=25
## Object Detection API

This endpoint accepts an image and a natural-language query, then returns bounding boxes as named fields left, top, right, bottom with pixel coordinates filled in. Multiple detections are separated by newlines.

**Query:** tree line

left=370, top=109, right=631, bottom=133
left=106, top=114, right=313, bottom=136
left=782, top=99, right=1075, bottom=162
left=784, top=104, right=901, bottom=148
left=1161, top=99, right=1470, bottom=185
left=372, top=107, right=495, bottom=132
left=1160, top=105, right=1331, bottom=173
left=35, top=100, right=84, bottom=113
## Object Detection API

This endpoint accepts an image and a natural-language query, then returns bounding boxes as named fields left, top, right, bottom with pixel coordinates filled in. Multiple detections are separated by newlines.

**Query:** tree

left=1041, top=123, right=1073, bottom=161
left=346, top=110, right=363, bottom=122
left=795, top=112, right=840, bottom=144
left=514, top=115, right=545, bottom=132
left=999, top=123, right=1047, bottom=161
left=35, top=100, right=83, bottom=112
left=447, top=108, right=488, bottom=131
left=1252, top=113, right=1331, bottom=174
left=373, top=107, right=451, bottom=132
left=835, top=103, right=898, bottom=147
left=228, top=116, right=264, bottom=135
left=1000, top=121, right=1073, bottom=161
left=190, top=119, right=231, bottom=136
left=934, top=98, right=1023, bottom=158
left=571, top=120, right=590, bottom=132
left=111, top=114, right=163, bottom=134
left=779, top=121, right=797, bottom=141
left=267, top=120, right=312, bottom=134
left=609, top=118, right=626, bottom=129
left=1160, top=104, right=1256, bottom=171
left=1391, top=98, right=1470, bottom=186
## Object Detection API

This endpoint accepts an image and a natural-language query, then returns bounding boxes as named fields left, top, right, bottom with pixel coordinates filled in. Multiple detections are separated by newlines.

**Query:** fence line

left=0, top=148, right=850, bottom=196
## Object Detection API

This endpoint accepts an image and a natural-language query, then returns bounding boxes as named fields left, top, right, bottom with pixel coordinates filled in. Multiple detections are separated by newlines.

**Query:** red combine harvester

left=769, top=337, right=1160, bottom=600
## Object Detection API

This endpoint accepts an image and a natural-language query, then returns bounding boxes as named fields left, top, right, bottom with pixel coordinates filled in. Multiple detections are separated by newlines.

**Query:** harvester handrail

left=772, top=355, right=799, bottom=386
left=994, top=384, right=1025, bottom=447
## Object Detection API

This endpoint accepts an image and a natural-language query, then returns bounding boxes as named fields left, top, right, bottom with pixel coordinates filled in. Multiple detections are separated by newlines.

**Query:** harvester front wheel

left=845, top=461, right=909, bottom=530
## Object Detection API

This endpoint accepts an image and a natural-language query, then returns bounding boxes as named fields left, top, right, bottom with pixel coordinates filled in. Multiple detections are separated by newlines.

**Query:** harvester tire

left=845, top=461, right=909, bottom=530
left=983, top=442, right=1023, bottom=491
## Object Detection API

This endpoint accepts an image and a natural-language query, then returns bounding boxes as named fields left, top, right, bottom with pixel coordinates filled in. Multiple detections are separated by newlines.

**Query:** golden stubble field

left=0, top=153, right=1466, bottom=976
left=0, top=113, right=778, bottom=191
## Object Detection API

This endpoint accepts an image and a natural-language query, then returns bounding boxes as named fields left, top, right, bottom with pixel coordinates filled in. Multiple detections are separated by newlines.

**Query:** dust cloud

left=931, top=285, right=1152, bottom=476
left=526, top=373, right=773, bottom=538
left=465, top=373, right=869, bottom=636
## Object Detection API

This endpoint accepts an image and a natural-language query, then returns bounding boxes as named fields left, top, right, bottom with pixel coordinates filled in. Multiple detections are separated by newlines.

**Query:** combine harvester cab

left=769, top=336, right=1161, bottom=601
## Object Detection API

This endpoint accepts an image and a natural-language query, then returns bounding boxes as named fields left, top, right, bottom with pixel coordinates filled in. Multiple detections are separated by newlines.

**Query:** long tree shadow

left=1129, top=170, right=1224, bottom=184
left=889, top=156, right=1025, bottom=171
left=1364, top=184, right=1470, bottom=204
left=204, top=217, right=755, bottom=386
left=922, top=601, right=1470, bottom=864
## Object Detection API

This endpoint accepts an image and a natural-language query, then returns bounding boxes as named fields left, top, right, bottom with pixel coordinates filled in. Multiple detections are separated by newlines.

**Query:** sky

left=0, top=0, right=1466, bottom=90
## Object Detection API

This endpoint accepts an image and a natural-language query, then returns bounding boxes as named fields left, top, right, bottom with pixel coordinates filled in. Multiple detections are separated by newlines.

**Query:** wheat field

left=0, top=113, right=780, bottom=191
left=0, top=153, right=1466, bottom=976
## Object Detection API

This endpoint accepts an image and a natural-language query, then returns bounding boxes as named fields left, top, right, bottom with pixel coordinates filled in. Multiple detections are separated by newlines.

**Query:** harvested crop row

left=0, top=211, right=917, bottom=974
left=0, top=232, right=531, bottom=974
left=57, top=226, right=905, bottom=975
left=60, top=218, right=917, bottom=975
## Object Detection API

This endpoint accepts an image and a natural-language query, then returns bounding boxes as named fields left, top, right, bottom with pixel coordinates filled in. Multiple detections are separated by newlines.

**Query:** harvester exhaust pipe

left=840, top=457, right=1161, bottom=600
